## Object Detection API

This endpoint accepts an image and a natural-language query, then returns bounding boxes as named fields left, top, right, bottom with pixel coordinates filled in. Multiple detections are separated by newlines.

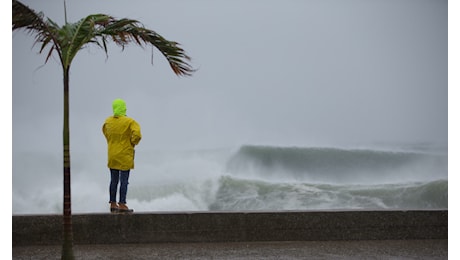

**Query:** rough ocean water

left=12, top=143, right=447, bottom=214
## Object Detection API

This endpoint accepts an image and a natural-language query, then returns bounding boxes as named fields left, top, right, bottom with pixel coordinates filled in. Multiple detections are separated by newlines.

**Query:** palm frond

left=13, top=0, right=194, bottom=76
left=13, top=0, right=63, bottom=65
left=12, top=0, right=44, bottom=31
left=59, top=15, right=103, bottom=68
left=97, top=17, right=195, bottom=77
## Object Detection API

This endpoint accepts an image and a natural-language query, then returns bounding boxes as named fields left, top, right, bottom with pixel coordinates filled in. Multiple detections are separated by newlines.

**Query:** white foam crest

left=116, top=149, right=229, bottom=212
left=13, top=186, right=62, bottom=214
left=128, top=193, right=203, bottom=212
left=72, top=180, right=108, bottom=213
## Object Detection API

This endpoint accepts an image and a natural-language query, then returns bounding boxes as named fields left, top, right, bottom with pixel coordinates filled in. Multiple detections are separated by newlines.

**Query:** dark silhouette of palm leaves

left=13, top=0, right=194, bottom=76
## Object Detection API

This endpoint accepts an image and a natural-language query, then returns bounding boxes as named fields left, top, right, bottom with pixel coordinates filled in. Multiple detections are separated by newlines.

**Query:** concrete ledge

left=12, top=210, right=447, bottom=246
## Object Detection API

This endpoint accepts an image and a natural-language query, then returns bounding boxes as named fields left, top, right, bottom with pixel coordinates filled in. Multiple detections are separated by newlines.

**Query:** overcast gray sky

left=12, top=0, right=448, bottom=155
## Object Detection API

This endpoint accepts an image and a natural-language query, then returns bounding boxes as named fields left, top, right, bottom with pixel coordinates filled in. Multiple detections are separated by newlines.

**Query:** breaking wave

left=209, top=176, right=447, bottom=211
left=225, top=145, right=448, bottom=184
left=12, top=144, right=448, bottom=214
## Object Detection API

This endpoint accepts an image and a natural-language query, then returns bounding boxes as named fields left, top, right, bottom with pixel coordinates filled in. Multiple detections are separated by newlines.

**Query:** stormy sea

left=12, top=144, right=447, bottom=214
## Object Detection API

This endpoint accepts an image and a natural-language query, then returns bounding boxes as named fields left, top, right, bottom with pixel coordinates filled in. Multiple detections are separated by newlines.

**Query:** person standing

left=102, top=98, right=142, bottom=213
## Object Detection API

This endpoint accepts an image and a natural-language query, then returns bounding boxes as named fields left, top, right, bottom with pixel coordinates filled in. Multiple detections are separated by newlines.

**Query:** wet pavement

left=13, top=239, right=448, bottom=259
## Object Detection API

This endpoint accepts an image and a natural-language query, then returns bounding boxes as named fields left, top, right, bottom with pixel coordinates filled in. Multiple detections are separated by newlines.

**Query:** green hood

left=112, top=98, right=127, bottom=116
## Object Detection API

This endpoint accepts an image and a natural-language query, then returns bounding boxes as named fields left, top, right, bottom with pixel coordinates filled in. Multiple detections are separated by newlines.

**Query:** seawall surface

left=12, top=210, right=447, bottom=246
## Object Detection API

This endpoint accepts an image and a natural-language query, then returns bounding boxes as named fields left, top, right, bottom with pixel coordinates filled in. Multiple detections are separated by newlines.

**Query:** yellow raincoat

left=103, top=99, right=142, bottom=170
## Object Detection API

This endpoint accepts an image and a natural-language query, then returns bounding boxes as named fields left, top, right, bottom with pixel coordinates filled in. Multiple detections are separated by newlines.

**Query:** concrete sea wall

left=12, top=210, right=447, bottom=246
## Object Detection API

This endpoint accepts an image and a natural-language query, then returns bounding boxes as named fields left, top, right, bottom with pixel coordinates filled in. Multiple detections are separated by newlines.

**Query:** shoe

left=110, top=202, right=119, bottom=213
left=118, top=203, right=134, bottom=213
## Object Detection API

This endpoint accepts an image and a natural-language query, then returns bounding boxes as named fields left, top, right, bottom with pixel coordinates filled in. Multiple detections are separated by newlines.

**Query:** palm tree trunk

left=62, top=66, right=74, bottom=260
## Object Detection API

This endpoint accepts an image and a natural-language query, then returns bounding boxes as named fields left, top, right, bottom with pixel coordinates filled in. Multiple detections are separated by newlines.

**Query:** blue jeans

left=109, top=169, right=130, bottom=204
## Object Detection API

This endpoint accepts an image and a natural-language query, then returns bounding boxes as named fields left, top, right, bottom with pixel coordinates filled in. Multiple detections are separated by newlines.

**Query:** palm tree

left=12, top=0, right=194, bottom=258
